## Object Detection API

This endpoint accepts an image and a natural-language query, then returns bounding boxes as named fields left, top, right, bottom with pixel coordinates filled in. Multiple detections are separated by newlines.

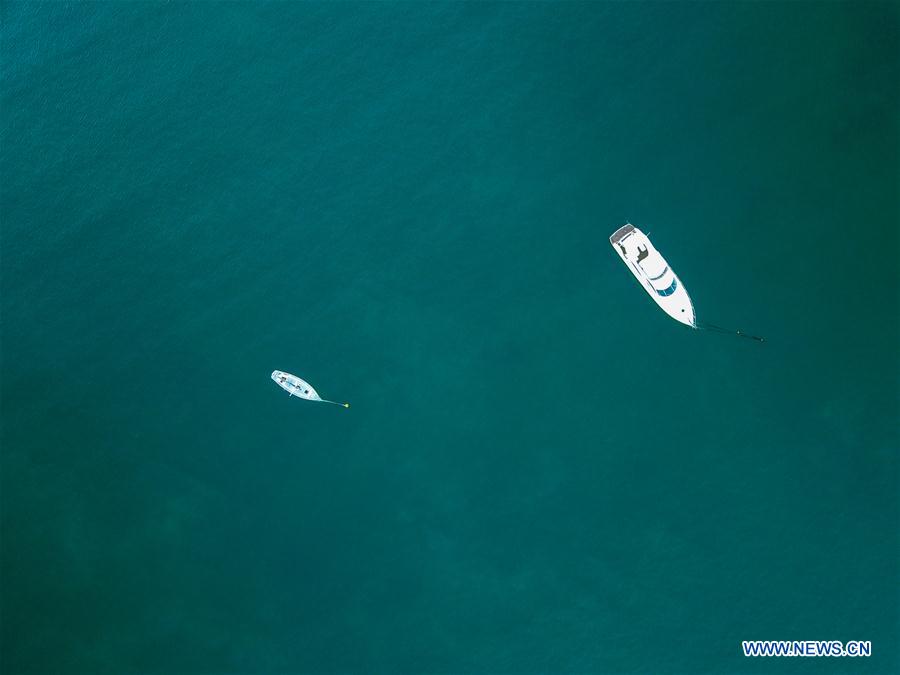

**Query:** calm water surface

left=2, top=2, right=897, bottom=672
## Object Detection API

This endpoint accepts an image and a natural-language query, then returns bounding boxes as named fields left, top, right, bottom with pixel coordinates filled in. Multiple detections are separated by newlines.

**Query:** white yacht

left=609, top=223, right=696, bottom=328
left=271, top=370, right=349, bottom=407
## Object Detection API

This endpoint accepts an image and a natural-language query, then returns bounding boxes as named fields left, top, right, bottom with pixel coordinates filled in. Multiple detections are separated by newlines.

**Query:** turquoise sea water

left=2, top=2, right=897, bottom=673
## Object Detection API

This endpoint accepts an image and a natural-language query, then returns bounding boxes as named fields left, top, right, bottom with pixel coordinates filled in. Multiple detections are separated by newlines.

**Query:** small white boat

left=610, top=223, right=696, bottom=328
left=271, top=370, right=349, bottom=408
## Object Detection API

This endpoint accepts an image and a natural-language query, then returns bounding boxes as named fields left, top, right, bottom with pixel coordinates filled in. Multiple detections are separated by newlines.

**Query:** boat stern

left=609, top=223, right=635, bottom=247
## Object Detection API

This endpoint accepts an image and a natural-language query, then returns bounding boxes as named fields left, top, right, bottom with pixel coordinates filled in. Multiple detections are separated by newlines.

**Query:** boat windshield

left=656, top=279, right=678, bottom=297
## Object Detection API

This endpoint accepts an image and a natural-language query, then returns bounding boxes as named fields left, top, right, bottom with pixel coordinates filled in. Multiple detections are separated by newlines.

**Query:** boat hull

left=609, top=223, right=696, bottom=327
left=271, top=370, right=322, bottom=401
